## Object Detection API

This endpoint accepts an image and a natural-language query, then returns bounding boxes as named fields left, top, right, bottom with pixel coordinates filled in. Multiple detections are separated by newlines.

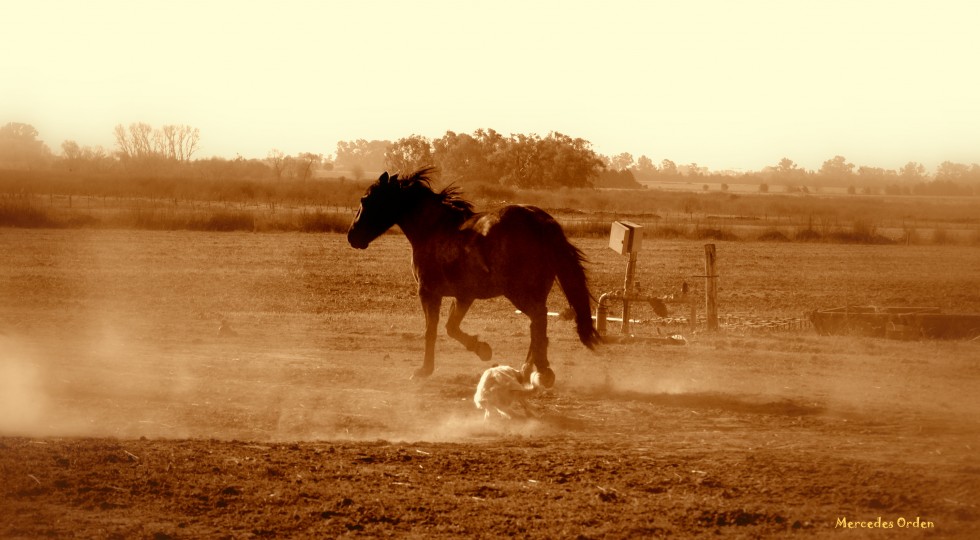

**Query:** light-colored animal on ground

left=473, top=365, right=542, bottom=420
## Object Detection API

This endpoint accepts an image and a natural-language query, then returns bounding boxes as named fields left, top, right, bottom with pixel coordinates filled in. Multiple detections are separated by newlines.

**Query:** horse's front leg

left=519, top=303, right=556, bottom=388
left=414, top=291, right=441, bottom=380
left=446, top=298, right=492, bottom=362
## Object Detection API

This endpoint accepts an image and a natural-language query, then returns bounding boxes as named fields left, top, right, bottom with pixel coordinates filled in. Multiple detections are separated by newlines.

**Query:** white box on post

left=608, top=221, right=643, bottom=255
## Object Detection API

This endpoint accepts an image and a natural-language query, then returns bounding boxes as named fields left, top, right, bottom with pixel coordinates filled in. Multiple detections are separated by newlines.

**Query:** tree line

left=1, top=121, right=978, bottom=196
left=333, top=130, right=610, bottom=188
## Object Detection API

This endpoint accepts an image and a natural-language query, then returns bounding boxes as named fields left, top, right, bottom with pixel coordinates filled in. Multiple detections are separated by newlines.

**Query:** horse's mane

left=392, top=167, right=475, bottom=215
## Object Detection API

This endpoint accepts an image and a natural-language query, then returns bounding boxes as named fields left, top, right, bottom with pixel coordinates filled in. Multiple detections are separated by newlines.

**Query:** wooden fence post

left=704, top=244, right=719, bottom=331
left=688, top=285, right=697, bottom=332
left=621, top=251, right=637, bottom=334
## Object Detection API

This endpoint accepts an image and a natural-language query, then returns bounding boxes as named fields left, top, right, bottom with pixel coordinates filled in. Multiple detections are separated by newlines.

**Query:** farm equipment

left=809, top=306, right=980, bottom=340
left=594, top=221, right=693, bottom=343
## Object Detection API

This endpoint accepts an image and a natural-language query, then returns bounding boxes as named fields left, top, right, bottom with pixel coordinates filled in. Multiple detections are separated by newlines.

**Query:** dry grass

left=0, top=195, right=354, bottom=233
left=0, top=198, right=57, bottom=228
left=3, top=169, right=980, bottom=244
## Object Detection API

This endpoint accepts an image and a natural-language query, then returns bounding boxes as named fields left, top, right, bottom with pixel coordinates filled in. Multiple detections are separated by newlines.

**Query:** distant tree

left=159, top=124, right=200, bottom=162
left=472, top=128, right=509, bottom=183
left=758, top=183, right=769, bottom=193
left=61, top=140, right=83, bottom=165
left=536, top=132, right=603, bottom=188
left=193, top=156, right=272, bottom=181
left=660, top=159, right=678, bottom=177
left=266, top=149, right=287, bottom=181
left=500, top=133, right=542, bottom=188
left=884, top=183, right=911, bottom=196
left=607, top=152, right=634, bottom=171
left=818, top=155, right=855, bottom=183
left=0, top=122, right=53, bottom=169
left=935, top=161, right=970, bottom=183
left=913, top=180, right=973, bottom=197
left=768, top=157, right=809, bottom=184
left=60, top=140, right=112, bottom=173
left=114, top=122, right=156, bottom=161
left=635, top=155, right=656, bottom=172
left=482, top=131, right=603, bottom=189
left=113, top=122, right=199, bottom=174
left=777, top=157, right=798, bottom=174
left=683, top=163, right=705, bottom=177
left=971, top=165, right=980, bottom=192
left=856, top=166, right=896, bottom=187
left=899, top=161, right=928, bottom=183
left=294, top=152, right=323, bottom=181
left=432, top=130, right=492, bottom=184
left=334, top=139, right=389, bottom=173
left=385, top=134, right=433, bottom=174
left=594, top=168, right=642, bottom=189
left=344, top=129, right=604, bottom=189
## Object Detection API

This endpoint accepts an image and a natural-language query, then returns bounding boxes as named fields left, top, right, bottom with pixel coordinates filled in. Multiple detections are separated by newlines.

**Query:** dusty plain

left=1, top=229, right=979, bottom=538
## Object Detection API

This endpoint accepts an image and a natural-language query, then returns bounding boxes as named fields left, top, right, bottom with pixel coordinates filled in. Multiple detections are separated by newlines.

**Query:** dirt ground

left=1, top=230, right=979, bottom=538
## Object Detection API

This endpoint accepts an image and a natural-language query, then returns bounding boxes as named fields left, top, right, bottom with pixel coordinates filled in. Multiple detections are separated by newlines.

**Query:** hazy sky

left=4, top=1, right=978, bottom=171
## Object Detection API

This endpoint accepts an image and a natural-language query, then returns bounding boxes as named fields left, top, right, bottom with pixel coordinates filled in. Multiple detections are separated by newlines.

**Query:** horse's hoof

left=411, top=367, right=433, bottom=380
left=520, top=363, right=534, bottom=382
left=475, top=342, right=492, bottom=362
left=536, top=367, right=556, bottom=388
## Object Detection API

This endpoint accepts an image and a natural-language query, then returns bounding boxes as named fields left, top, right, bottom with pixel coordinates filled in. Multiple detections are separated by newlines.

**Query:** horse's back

left=465, top=205, right=568, bottom=292
left=469, top=204, right=561, bottom=243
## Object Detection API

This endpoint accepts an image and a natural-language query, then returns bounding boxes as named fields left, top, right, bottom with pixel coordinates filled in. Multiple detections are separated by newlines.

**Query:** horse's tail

left=550, top=227, right=601, bottom=350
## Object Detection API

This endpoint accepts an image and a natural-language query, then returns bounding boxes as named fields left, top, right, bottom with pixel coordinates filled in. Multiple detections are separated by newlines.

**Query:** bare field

left=1, top=229, right=979, bottom=537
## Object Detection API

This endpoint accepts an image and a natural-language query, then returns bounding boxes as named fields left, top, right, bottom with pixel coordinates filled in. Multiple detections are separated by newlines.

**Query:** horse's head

left=347, top=171, right=405, bottom=249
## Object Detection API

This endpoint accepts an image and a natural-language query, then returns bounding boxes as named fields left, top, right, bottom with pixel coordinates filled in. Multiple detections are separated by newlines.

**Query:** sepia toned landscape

left=5, top=2, right=980, bottom=537
left=2, top=120, right=979, bottom=539
left=1, top=220, right=978, bottom=537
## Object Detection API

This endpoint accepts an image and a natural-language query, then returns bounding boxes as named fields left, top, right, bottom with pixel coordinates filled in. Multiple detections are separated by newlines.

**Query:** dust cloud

left=6, top=304, right=971, bottom=444
left=0, top=337, right=49, bottom=435
left=0, top=318, right=551, bottom=443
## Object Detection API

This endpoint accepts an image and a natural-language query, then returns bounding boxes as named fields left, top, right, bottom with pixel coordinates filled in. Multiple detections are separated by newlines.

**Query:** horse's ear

left=379, top=172, right=390, bottom=184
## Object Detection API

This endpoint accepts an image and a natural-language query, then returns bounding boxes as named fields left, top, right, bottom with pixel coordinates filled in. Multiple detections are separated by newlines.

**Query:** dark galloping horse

left=347, top=167, right=599, bottom=388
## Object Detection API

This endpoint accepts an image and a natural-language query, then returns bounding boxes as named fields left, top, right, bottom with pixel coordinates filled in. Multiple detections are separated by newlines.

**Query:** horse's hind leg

left=516, top=301, right=556, bottom=388
left=446, top=298, right=492, bottom=362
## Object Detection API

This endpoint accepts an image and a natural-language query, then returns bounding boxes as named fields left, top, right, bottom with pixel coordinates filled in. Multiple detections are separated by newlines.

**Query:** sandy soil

left=1, top=230, right=979, bottom=538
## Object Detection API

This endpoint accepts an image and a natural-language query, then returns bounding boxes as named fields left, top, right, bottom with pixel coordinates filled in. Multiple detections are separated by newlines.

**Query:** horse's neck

left=398, top=197, right=461, bottom=250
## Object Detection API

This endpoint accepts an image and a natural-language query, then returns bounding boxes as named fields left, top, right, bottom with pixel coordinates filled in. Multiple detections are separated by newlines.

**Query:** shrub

left=696, top=228, right=740, bottom=241
left=199, top=211, right=255, bottom=232
left=468, top=182, right=517, bottom=204
left=645, top=225, right=688, bottom=239
left=559, top=219, right=610, bottom=238
left=827, top=220, right=893, bottom=244
left=757, top=229, right=790, bottom=242
left=119, top=207, right=170, bottom=230
left=63, top=214, right=101, bottom=227
left=0, top=199, right=59, bottom=227
left=300, top=211, right=351, bottom=233
left=795, top=228, right=822, bottom=242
